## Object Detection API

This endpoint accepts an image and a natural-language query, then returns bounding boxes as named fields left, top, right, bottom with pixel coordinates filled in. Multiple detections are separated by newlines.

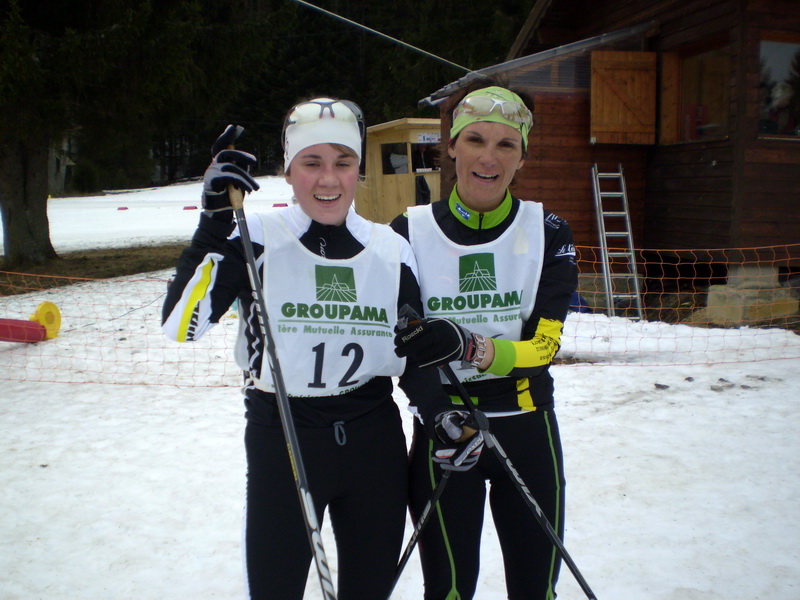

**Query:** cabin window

left=410, top=143, right=439, bottom=172
left=759, top=34, right=800, bottom=138
left=680, top=47, right=729, bottom=141
left=381, top=142, right=440, bottom=174
left=381, top=143, right=408, bottom=174
left=660, top=40, right=730, bottom=144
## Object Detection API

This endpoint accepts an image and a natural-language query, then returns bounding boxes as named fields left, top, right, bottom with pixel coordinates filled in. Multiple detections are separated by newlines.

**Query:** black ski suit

left=391, top=191, right=578, bottom=600
left=163, top=206, right=449, bottom=600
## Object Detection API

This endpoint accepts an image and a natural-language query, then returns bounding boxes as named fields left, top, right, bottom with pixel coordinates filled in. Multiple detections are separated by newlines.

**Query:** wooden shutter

left=590, top=51, right=657, bottom=145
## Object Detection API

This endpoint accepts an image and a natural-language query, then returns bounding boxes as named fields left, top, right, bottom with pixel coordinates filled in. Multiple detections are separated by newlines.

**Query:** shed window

left=759, top=34, right=800, bottom=138
left=411, top=143, right=439, bottom=172
left=381, top=143, right=408, bottom=174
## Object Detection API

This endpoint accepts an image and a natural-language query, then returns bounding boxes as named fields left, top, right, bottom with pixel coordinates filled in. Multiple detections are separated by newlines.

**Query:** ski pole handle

left=218, top=126, right=246, bottom=211
left=228, top=184, right=244, bottom=210
left=225, top=134, right=245, bottom=211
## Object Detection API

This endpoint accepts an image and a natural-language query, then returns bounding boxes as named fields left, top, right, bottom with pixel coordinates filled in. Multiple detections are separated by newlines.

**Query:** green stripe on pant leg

left=427, top=438, right=462, bottom=600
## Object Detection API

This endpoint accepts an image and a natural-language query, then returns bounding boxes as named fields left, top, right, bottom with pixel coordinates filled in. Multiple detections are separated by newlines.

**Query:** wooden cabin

left=421, top=0, right=800, bottom=277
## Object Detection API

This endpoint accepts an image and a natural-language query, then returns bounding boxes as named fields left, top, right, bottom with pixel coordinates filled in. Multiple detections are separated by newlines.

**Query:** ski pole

left=386, top=469, right=451, bottom=599
left=221, top=126, right=336, bottom=600
left=439, top=363, right=598, bottom=600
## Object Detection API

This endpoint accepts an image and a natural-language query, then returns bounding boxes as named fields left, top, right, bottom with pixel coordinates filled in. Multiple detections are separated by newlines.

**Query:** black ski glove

left=394, top=316, right=480, bottom=368
left=202, top=150, right=259, bottom=212
left=432, top=410, right=484, bottom=472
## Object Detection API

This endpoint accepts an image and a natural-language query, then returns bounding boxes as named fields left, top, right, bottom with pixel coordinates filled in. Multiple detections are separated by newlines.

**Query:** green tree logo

left=459, top=254, right=497, bottom=292
left=315, top=266, right=357, bottom=302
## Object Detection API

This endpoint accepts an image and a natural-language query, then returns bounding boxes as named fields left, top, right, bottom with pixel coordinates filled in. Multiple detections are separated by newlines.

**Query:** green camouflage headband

left=450, top=86, right=533, bottom=150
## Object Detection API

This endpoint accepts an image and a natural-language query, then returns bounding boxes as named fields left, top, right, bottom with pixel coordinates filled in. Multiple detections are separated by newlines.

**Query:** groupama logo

left=426, top=252, right=521, bottom=314
left=459, top=253, right=497, bottom=293
left=280, top=265, right=388, bottom=325
left=315, top=266, right=357, bottom=302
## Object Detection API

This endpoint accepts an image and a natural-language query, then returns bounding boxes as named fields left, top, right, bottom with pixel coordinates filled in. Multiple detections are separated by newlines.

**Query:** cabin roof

left=419, top=20, right=658, bottom=107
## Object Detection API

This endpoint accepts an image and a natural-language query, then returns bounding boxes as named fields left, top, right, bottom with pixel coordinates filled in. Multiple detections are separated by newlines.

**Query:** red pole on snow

left=0, top=319, right=49, bottom=342
left=0, top=302, right=61, bottom=343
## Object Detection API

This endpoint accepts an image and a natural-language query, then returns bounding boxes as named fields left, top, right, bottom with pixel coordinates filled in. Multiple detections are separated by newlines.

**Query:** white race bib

left=251, top=212, right=405, bottom=396
left=408, top=201, right=544, bottom=383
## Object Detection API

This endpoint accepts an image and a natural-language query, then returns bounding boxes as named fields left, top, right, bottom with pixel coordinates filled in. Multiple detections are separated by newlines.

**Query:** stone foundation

left=694, top=265, right=799, bottom=326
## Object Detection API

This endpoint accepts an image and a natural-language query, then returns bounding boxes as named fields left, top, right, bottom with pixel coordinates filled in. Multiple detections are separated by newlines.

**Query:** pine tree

left=0, top=0, right=272, bottom=268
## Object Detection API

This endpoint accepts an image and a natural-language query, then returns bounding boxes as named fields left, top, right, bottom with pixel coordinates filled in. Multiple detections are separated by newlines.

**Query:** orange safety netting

left=2, top=245, right=798, bottom=386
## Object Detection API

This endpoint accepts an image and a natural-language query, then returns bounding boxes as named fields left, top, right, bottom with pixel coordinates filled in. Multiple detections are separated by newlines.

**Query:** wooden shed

left=421, top=0, right=800, bottom=270
left=355, top=118, right=441, bottom=224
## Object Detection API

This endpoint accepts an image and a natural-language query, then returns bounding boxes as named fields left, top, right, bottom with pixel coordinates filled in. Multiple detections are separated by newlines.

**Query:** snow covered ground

left=2, top=178, right=799, bottom=599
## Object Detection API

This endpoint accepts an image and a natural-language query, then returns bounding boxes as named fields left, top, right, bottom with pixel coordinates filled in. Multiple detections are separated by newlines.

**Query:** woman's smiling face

left=448, top=121, right=525, bottom=212
left=285, top=143, right=359, bottom=225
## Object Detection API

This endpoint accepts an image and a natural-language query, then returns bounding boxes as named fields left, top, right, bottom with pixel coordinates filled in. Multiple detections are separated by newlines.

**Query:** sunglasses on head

left=282, top=99, right=365, bottom=147
left=454, top=95, right=533, bottom=129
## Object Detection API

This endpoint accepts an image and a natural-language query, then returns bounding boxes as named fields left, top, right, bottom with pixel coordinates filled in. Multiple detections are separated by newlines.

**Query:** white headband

left=283, top=98, right=363, bottom=171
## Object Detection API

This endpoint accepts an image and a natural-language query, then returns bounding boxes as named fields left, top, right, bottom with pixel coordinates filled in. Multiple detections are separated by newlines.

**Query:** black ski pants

left=243, top=399, right=408, bottom=600
left=409, top=410, right=565, bottom=600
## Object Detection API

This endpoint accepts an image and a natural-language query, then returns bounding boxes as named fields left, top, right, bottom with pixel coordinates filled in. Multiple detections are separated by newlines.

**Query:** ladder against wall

left=590, top=163, right=644, bottom=320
